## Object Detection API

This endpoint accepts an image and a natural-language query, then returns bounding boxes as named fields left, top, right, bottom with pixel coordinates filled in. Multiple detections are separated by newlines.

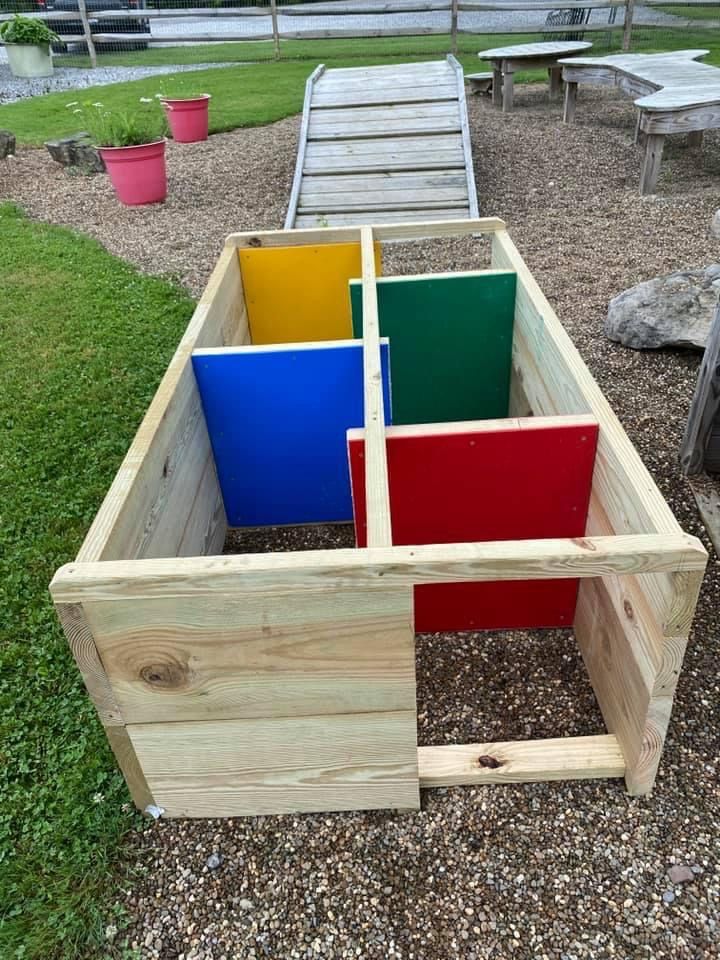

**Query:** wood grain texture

left=284, top=63, right=325, bottom=230
left=55, top=602, right=124, bottom=727
left=419, top=735, right=625, bottom=786
left=128, top=712, right=420, bottom=817
left=490, top=229, right=707, bottom=636
left=50, top=534, right=706, bottom=603
left=76, top=245, right=246, bottom=563
left=360, top=226, right=392, bottom=547
left=85, top=587, right=416, bottom=724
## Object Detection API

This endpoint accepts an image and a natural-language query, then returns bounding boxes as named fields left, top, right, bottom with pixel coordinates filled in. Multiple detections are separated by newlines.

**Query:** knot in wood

left=477, top=755, right=503, bottom=770
left=140, top=660, right=189, bottom=689
left=623, top=599, right=634, bottom=620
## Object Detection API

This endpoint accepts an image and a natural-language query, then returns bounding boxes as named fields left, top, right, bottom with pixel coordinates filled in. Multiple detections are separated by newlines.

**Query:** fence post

left=270, top=0, right=281, bottom=60
left=451, top=0, right=458, bottom=56
left=622, top=0, right=635, bottom=51
left=77, top=0, right=97, bottom=68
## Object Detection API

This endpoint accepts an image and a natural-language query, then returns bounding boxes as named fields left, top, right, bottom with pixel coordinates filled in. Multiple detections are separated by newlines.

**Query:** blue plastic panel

left=192, top=340, right=391, bottom=527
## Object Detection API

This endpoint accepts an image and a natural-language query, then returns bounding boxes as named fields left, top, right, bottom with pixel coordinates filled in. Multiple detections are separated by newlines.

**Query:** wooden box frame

left=50, top=219, right=707, bottom=818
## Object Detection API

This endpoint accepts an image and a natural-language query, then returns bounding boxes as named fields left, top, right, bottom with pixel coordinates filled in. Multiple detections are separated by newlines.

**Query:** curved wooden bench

left=559, top=50, right=720, bottom=195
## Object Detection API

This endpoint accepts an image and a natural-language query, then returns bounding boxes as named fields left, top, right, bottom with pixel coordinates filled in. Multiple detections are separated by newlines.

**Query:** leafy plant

left=65, top=97, right=167, bottom=148
left=0, top=14, right=58, bottom=46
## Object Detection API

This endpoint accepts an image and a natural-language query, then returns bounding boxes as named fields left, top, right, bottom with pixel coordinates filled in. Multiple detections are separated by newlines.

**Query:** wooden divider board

left=192, top=341, right=391, bottom=526
left=349, top=416, right=599, bottom=632
left=238, top=242, right=381, bottom=344
left=350, top=271, right=515, bottom=424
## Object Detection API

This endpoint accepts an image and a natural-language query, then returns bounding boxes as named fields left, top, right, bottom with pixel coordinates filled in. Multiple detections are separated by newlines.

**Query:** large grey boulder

left=45, top=132, right=105, bottom=173
left=605, top=265, right=720, bottom=351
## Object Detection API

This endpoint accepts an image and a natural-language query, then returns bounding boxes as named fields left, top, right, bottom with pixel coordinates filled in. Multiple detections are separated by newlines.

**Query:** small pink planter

left=99, top=140, right=167, bottom=206
left=161, top=95, right=211, bottom=143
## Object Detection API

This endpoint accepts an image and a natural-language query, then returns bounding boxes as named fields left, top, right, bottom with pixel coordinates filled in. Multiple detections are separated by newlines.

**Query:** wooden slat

left=301, top=171, right=468, bottom=193
left=418, top=735, right=625, bottom=786
left=128, top=711, right=420, bottom=817
left=680, top=302, right=720, bottom=475
left=310, top=102, right=459, bottom=127
left=304, top=152, right=465, bottom=175
left=50, top=534, right=706, bottom=603
left=448, top=53, right=480, bottom=218
left=295, top=209, right=470, bottom=226
left=284, top=63, right=325, bottom=231
left=299, top=196, right=469, bottom=212
left=76, top=245, right=246, bottom=563
left=312, top=84, right=458, bottom=109
left=85, top=586, right=416, bottom=724
left=360, top=226, right=392, bottom=548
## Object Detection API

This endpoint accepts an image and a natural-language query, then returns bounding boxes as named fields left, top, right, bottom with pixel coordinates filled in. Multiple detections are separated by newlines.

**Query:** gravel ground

left=3, top=84, right=720, bottom=959
left=0, top=62, right=239, bottom=105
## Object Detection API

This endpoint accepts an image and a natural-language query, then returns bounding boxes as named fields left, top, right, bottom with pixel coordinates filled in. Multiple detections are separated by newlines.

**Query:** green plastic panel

left=350, top=271, right=516, bottom=425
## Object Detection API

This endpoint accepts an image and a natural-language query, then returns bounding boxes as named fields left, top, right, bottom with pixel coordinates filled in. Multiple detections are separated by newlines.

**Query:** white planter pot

left=5, top=42, right=54, bottom=79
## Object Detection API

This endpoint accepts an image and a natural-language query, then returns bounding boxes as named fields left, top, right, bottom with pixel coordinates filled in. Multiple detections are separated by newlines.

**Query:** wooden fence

left=2, top=1, right=720, bottom=65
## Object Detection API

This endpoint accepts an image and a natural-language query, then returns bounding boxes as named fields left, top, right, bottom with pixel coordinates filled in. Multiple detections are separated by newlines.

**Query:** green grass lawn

left=0, top=203, right=195, bottom=960
left=656, top=5, right=720, bottom=19
left=0, top=36, right=580, bottom=147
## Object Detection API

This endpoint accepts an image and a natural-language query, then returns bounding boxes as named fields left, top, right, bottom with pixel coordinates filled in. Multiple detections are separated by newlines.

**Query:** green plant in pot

left=67, top=98, right=169, bottom=206
left=0, top=15, right=58, bottom=80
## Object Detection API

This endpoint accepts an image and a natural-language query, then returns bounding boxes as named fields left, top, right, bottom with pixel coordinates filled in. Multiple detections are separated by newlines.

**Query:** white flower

left=105, top=924, right=118, bottom=942
left=92, top=792, right=105, bottom=803
left=92, top=101, right=103, bottom=108
left=154, top=92, right=164, bottom=99
left=139, top=97, right=153, bottom=103
left=73, top=109, right=82, bottom=114
left=65, top=100, right=78, bottom=108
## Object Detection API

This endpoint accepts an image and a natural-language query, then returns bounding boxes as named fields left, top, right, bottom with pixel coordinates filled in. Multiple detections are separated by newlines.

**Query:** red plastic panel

left=348, top=418, right=599, bottom=632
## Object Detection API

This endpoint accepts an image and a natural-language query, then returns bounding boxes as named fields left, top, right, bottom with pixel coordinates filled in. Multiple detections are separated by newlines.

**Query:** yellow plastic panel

left=239, top=242, right=382, bottom=345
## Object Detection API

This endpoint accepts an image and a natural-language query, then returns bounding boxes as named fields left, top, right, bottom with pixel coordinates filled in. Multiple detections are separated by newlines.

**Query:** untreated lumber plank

left=285, top=63, right=325, bottom=230
left=312, top=84, right=458, bottom=108
left=360, top=226, right=392, bottom=547
left=50, top=534, right=706, bottom=603
left=418, top=735, right=625, bottom=786
left=128, top=711, right=420, bottom=817
left=295, top=209, right=471, bottom=226
left=680, top=302, right=720, bottom=475
left=300, top=171, right=468, bottom=193
left=84, top=586, right=416, bottom=724
left=77, top=245, right=246, bottom=563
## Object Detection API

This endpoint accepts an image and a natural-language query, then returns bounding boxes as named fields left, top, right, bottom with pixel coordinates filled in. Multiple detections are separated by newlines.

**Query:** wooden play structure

left=560, top=50, right=720, bottom=195
left=50, top=219, right=707, bottom=819
left=285, top=57, right=478, bottom=228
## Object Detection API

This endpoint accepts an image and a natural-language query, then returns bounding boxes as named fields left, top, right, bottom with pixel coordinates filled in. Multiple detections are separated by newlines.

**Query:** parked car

left=40, top=0, right=150, bottom=51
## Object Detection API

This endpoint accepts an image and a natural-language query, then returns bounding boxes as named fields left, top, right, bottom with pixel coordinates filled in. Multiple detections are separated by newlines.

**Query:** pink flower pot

left=161, top=95, right=211, bottom=143
left=99, top=140, right=167, bottom=206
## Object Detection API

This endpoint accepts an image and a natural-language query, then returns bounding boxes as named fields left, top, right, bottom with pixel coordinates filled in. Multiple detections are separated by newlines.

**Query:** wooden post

left=563, top=80, right=578, bottom=123
left=77, top=0, right=97, bottom=69
left=622, top=0, right=635, bottom=52
left=451, top=0, right=458, bottom=56
left=639, top=133, right=664, bottom=195
left=270, top=0, right=281, bottom=60
left=680, top=302, right=720, bottom=475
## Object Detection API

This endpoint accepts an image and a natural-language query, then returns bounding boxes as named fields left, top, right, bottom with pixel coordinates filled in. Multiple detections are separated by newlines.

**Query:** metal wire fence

left=0, top=1, right=719, bottom=69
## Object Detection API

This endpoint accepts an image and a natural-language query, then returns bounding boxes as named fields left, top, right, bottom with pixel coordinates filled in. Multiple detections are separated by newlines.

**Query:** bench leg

left=563, top=81, right=577, bottom=124
left=502, top=68, right=515, bottom=113
left=492, top=66, right=503, bottom=108
left=639, top=134, right=665, bottom=195
left=549, top=66, right=562, bottom=100
left=687, top=130, right=704, bottom=149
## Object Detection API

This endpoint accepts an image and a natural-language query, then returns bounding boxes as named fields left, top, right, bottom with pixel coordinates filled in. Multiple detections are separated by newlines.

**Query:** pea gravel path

left=2, top=83, right=720, bottom=960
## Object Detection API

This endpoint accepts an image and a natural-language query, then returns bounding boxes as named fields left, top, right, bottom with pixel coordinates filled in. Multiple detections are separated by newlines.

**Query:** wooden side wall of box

left=490, top=230, right=706, bottom=794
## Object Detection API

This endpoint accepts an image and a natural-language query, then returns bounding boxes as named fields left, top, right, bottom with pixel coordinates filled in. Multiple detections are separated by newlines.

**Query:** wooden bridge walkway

left=285, top=56, right=479, bottom=228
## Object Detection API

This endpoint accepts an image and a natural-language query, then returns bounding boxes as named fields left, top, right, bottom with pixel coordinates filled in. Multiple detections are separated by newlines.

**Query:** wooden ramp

left=285, top=56, right=479, bottom=228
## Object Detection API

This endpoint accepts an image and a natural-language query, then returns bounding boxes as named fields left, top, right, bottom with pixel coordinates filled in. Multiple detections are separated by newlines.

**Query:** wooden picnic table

left=559, top=50, right=720, bottom=194
left=477, top=41, right=593, bottom=113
